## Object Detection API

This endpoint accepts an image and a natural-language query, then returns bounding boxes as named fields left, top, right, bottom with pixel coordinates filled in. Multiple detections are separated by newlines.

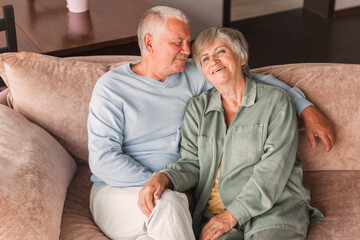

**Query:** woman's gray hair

left=192, top=27, right=250, bottom=77
left=137, top=6, right=190, bottom=56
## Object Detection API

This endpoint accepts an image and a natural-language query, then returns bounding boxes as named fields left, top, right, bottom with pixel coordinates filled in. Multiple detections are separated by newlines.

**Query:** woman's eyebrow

left=200, top=45, right=227, bottom=58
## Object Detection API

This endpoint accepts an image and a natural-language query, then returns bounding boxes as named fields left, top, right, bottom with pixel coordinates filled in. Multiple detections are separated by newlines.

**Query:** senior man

left=87, top=6, right=334, bottom=240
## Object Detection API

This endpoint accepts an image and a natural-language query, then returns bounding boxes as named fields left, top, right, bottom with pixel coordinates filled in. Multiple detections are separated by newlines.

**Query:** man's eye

left=218, top=49, right=225, bottom=54
left=175, top=42, right=181, bottom=46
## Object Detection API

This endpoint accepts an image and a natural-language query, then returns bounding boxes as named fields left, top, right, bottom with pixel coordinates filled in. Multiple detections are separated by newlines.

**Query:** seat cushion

left=60, top=162, right=108, bottom=240
left=303, top=170, right=360, bottom=240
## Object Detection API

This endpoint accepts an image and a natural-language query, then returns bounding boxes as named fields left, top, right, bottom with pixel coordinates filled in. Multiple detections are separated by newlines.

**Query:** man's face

left=151, top=18, right=191, bottom=76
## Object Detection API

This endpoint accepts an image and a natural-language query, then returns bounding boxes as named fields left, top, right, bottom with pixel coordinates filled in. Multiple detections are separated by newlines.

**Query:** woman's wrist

left=153, top=172, right=173, bottom=189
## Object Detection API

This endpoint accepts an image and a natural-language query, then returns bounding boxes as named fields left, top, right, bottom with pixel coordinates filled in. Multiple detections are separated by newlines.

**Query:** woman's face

left=199, top=38, right=245, bottom=87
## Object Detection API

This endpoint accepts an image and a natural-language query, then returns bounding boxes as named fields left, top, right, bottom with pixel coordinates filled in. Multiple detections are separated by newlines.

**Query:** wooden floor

left=230, top=8, right=360, bottom=68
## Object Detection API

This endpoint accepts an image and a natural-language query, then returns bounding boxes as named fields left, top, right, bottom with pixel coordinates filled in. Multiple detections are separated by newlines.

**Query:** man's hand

left=199, top=210, right=237, bottom=240
left=137, top=173, right=172, bottom=217
left=301, top=105, right=335, bottom=152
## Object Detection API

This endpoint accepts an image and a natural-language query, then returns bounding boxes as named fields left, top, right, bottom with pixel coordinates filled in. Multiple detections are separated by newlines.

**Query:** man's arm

left=252, top=73, right=334, bottom=151
left=88, top=84, right=153, bottom=187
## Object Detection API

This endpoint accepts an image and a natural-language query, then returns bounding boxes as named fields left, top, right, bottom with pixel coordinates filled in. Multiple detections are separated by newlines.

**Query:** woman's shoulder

left=254, top=79, right=290, bottom=103
left=186, top=88, right=218, bottom=114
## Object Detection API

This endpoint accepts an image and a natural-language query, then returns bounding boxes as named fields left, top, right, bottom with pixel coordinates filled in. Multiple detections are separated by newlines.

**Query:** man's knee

left=155, top=189, right=188, bottom=209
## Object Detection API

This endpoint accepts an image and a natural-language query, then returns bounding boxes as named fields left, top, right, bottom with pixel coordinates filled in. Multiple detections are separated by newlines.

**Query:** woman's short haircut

left=192, top=27, right=250, bottom=77
left=137, top=6, right=190, bottom=56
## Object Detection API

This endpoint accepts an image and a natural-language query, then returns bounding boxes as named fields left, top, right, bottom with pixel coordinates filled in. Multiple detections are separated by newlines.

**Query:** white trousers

left=90, top=185, right=195, bottom=240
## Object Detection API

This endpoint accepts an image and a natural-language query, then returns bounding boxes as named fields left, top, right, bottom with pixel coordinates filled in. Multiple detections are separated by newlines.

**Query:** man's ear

left=144, top=34, right=154, bottom=53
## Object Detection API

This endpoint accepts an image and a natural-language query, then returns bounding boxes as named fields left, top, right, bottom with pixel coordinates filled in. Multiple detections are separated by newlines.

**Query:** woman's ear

left=144, top=34, right=153, bottom=53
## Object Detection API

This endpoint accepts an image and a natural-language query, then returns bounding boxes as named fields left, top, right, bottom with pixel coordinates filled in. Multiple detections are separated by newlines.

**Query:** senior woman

left=138, top=27, right=323, bottom=240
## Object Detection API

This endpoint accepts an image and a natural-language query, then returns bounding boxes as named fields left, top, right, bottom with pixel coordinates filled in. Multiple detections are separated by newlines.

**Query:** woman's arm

left=137, top=98, right=202, bottom=216
left=160, top=98, right=202, bottom=191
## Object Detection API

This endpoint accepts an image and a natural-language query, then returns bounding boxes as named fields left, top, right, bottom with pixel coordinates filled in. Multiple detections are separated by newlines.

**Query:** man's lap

left=90, top=185, right=147, bottom=239
left=90, top=185, right=194, bottom=240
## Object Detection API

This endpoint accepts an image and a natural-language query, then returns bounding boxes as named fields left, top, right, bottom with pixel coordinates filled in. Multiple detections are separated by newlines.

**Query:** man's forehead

left=162, top=18, right=191, bottom=38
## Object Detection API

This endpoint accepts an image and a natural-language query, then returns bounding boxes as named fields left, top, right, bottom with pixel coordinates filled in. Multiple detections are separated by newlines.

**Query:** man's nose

left=181, top=42, right=191, bottom=55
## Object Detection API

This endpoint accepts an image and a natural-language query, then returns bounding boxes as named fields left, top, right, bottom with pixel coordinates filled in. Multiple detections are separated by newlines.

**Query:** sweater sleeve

left=252, top=73, right=313, bottom=116
left=88, top=79, right=153, bottom=187
left=226, top=93, right=299, bottom=226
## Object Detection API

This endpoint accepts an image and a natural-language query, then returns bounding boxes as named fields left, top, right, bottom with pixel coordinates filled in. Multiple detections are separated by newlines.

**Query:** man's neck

left=131, top=58, right=168, bottom=82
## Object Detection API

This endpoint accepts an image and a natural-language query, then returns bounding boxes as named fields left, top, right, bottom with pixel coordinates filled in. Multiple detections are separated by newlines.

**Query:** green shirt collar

left=205, top=77, right=257, bottom=115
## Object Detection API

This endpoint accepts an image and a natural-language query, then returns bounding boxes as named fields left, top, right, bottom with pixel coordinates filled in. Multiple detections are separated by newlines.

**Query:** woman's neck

left=219, top=76, right=246, bottom=129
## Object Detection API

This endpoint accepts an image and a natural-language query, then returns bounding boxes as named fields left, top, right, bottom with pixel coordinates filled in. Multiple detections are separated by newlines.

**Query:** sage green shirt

left=161, top=78, right=323, bottom=238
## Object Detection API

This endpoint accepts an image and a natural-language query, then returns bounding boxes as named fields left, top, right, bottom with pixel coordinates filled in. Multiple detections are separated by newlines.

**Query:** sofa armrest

left=0, top=105, right=77, bottom=240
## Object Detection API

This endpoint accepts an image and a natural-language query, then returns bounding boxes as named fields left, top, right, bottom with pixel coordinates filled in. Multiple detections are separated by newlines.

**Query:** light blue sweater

left=88, top=60, right=312, bottom=187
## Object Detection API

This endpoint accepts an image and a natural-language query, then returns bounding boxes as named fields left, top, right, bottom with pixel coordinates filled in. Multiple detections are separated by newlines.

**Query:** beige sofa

left=0, top=52, right=359, bottom=240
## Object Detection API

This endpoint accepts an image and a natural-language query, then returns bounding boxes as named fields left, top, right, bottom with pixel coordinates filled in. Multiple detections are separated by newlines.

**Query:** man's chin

left=173, top=62, right=186, bottom=73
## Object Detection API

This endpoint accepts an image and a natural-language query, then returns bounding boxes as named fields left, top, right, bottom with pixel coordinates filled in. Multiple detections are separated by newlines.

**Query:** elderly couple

left=88, top=6, right=333, bottom=240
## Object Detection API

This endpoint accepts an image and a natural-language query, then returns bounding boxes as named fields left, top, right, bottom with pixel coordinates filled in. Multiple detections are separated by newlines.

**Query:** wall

left=148, top=0, right=224, bottom=39
left=335, top=0, right=360, bottom=10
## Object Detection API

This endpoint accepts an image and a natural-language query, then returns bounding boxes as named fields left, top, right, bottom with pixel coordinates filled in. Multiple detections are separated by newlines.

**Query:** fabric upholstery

left=0, top=105, right=77, bottom=240
left=60, top=162, right=108, bottom=240
left=0, top=88, right=9, bottom=106
left=251, top=63, right=360, bottom=171
left=0, top=52, right=111, bottom=162
left=303, top=170, right=360, bottom=240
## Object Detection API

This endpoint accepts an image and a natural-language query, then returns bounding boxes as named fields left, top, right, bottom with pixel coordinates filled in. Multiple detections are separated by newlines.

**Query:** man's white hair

left=137, top=6, right=190, bottom=56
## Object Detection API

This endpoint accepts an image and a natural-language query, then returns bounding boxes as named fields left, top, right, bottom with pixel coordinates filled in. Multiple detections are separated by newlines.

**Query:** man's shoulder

left=184, top=59, right=201, bottom=75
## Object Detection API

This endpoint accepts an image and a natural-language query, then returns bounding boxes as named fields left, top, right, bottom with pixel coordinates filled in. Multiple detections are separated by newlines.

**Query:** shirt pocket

left=197, top=136, right=214, bottom=167
left=231, top=124, right=263, bottom=155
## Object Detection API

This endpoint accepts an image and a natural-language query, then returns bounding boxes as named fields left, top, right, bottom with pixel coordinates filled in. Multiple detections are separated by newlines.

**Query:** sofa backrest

left=252, top=63, right=360, bottom=171
left=0, top=52, right=359, bottom=171
left=0, top=52, right=140, bottom=163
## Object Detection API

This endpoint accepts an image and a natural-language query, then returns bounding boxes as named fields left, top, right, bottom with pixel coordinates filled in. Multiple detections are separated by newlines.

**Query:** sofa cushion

left=0, top=105, right=77, bottom=240
left=251, top=63, right=360, bottom=171
left=303, top=170, right=360, bottom=240
left=0, top=53, right=118, bottom=162
left=0, top=87, right=9, bottom=106
left=0, top=52, right=141, bottom=163
left=60, top=162, right=109, bottom=240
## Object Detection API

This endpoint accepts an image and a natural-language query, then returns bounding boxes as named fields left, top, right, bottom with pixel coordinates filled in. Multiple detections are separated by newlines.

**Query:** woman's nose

left=210, top=55, right=219, bottom=65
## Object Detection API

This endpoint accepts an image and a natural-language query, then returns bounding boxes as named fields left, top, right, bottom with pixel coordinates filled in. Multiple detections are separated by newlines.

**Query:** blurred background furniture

left=0, top=0, right=153, bottom=57
left=0, top=5, right=17, bottom=87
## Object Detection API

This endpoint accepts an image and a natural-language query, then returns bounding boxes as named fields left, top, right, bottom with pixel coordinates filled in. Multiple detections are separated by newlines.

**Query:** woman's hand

left=137, top=173, right=172, bottom=217
left=301, top=105, right=335, bottom=152
left=199, top=210, right=237, bottom=240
